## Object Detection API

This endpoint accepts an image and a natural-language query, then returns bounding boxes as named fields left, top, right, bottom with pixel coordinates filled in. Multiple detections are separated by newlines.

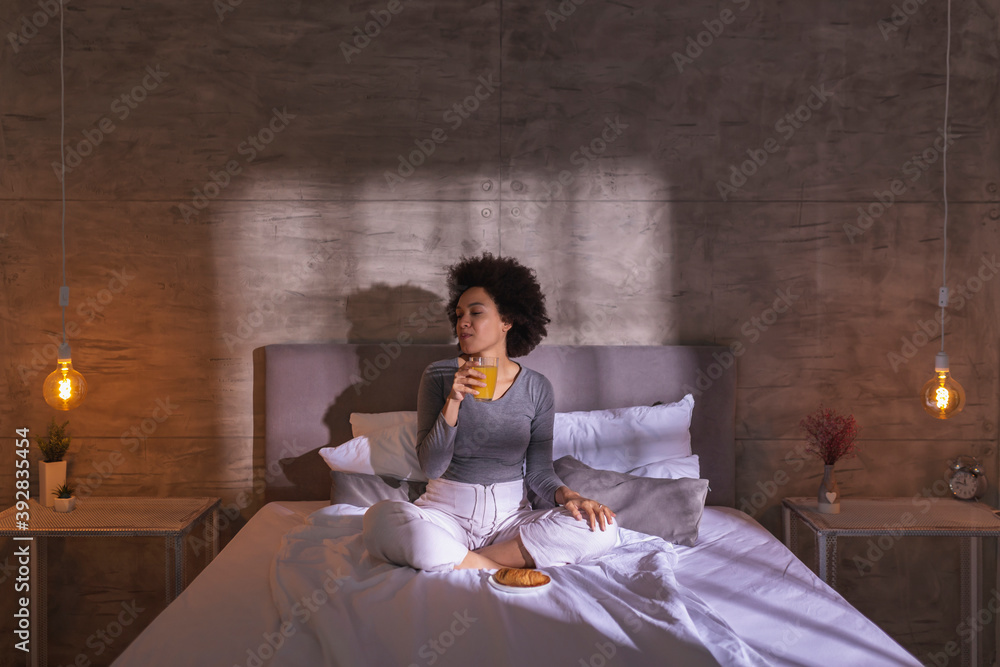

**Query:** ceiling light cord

left=940, top=0, right=951, bottom=354
left=60, top=0, right=67, bottom=347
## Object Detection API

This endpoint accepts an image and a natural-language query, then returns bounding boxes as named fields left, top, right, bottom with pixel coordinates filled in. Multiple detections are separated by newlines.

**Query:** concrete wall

left=1, top=0, right=998, bottom=664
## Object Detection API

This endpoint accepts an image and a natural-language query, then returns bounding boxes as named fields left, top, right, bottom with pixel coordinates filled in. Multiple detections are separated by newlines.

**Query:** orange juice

left=469, top=357, right=498, bottom=401
left=476, top=365, right=498, bottom=401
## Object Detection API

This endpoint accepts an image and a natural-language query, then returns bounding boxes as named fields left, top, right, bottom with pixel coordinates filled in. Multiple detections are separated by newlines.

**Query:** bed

left=112, top=344, right=921, bottom=666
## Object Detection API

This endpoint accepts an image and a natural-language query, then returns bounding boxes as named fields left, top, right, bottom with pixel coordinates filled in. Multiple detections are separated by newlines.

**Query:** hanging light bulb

left=920, top=0, right=963, bottom=420
left=921, top=351, right=965, bottom=419
left=43, top=342, right=88, bottom=410
left=42, top=1, right=88, bottom=411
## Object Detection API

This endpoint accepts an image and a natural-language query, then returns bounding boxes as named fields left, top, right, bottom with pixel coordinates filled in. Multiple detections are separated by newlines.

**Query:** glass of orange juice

left=469, top=357, right=498, bottom=401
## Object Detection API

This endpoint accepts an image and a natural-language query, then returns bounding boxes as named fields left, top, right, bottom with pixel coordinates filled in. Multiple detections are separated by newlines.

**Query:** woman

left=362, top=252, right=618, bottom=572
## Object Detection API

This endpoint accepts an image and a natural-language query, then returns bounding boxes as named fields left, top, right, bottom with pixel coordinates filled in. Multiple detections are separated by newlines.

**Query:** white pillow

left=627, top=454, right=700, bottom=480
left=321, top=419, right=427, bottom=481
left=552, top=394, right=694, bottom=473
left=350, top=411, right=417, bottom=437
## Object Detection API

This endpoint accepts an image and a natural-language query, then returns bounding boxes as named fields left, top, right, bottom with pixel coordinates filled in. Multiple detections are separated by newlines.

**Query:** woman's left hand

left=563, top=496, right=616, bottom=532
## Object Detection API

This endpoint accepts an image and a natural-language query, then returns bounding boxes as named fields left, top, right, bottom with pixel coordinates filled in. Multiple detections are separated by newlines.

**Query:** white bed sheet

left=112, top=502, right=921, bottom=667
left=113, top=501, right=326, bottom=667
left=268, top=504, right=769, bottom=667
left=677, top=508, right=920, bottom=666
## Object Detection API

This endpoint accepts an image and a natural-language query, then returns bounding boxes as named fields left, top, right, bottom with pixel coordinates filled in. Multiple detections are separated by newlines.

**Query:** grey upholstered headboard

left=262, top=344, right=736, bottom=507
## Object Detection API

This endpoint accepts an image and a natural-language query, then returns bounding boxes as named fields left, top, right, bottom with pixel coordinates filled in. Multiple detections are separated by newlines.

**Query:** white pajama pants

left=362, top=477, right=619, bottom=572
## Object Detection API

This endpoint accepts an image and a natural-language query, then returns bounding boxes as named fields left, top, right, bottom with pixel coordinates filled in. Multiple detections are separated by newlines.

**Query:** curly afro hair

left=446, top=252, right=550, bottom=358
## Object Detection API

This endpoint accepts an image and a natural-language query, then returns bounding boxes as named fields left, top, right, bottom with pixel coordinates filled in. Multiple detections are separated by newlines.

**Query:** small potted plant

left=52, top=483, right=77, bottom=513
left=800, top=406, right=861, bottom=514
left=35, top=418, right=71, bottom=507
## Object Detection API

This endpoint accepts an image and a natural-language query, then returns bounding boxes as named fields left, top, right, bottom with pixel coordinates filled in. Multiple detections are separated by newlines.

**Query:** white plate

left=488, top=573, right=552, bottom=594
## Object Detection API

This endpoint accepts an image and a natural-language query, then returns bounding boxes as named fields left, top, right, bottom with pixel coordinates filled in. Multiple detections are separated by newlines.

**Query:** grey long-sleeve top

left=416, top=358, right=565, bottom=505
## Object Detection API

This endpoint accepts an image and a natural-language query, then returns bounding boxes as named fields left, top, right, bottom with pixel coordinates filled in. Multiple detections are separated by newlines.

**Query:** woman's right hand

left=447, top=359, right=487, bottom=404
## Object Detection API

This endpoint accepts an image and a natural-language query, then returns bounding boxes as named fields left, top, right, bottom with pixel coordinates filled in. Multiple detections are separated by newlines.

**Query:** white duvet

left=269, top=505, right=770, bottom=667
left=112, top=503, right=921, bottom=667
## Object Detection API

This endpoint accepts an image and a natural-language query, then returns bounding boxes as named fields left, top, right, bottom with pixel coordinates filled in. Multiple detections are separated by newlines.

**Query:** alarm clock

left=948, top=456, right=988, bottom=501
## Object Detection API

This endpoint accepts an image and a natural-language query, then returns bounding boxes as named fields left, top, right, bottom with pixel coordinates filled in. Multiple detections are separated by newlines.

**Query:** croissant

left=494, top=567, right=551, bottom=587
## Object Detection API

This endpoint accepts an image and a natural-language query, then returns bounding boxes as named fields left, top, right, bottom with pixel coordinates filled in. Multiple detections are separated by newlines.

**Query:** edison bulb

left=43, top=343, right=87, bottom=410
left=921, top=352, right=965, bottom=419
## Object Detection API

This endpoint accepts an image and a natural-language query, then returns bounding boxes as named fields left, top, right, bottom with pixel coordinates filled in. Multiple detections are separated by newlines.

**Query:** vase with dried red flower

left=800, top=407, right=861, bottom=514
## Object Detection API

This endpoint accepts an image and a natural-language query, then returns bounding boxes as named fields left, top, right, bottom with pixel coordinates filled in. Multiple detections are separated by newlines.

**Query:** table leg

left=828, top=536, right=838, bottom=590
left=816, top=530, right=826, bottom=583
left=176, top=534, right=184, bottom=600
left=782, top=507, right=800, bottom=559
left=31, top=537, right=47, bottom=667
left=816, top=532, right=837, bottom=589
left=211, top=509, right=219, bottom=561
left=164, top=537, right=171, bottom=606
left=782, top=505, right=791, bottom=548
left=960, top=537, right=981, bottom=667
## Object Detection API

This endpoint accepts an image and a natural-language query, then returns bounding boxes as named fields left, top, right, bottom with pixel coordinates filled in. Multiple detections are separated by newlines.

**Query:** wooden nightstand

left=783, top=496, right=1000, bottom=667
left=0, top=496, right=220, bottom=667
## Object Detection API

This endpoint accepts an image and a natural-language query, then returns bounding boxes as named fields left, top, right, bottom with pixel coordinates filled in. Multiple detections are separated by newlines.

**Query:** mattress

left=112, top=501, right=920, bottom=667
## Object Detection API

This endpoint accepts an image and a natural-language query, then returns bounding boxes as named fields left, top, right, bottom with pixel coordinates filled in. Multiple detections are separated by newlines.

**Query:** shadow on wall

left=344, top=282, right=454, bottom=344
left=276, top=284, right=454, bottom=496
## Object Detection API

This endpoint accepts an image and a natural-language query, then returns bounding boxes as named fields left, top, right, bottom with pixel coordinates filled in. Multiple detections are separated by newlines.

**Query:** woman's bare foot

left=454, top=550, right=503, bottom=570
left=472, top=536, right=535, bottom=568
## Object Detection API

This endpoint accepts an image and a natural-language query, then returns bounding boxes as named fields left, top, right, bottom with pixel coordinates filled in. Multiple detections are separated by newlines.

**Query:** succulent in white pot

left=53, top=483, right=77, bottom=513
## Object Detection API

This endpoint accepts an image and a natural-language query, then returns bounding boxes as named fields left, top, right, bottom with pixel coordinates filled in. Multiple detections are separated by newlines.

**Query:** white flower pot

left=39, top=461, right=67, bottom=507
left=53, top=496, right=77, bottom=513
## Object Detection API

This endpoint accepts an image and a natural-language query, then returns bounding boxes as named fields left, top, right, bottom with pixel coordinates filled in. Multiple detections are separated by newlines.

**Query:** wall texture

left=1, top=0, right=998, bottom=664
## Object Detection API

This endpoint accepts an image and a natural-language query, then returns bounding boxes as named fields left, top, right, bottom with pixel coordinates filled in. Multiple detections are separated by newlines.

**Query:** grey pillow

left=550, top=455, right=709, bottom=547
left=330, top=470, right=426, bottom=507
